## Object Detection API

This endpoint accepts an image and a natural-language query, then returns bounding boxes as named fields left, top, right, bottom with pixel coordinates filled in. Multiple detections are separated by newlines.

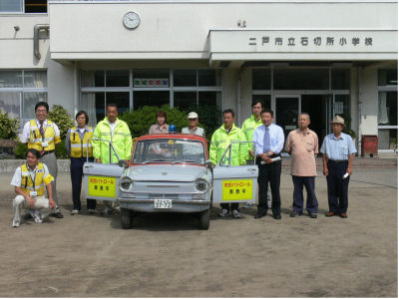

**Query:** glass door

left=275, top=95, right=300, bottom=137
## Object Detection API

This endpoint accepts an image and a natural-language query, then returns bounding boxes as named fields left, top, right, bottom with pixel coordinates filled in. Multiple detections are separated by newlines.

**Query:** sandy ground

left=0, top=159, right=396, bottom=297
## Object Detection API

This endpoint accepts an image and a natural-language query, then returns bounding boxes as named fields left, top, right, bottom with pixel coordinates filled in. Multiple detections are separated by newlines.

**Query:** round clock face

left=123, top=12, right=140, bottom=30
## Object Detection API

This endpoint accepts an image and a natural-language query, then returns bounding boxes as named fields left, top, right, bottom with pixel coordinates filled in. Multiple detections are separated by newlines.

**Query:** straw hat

left=331, top=115, right=345, bottom=126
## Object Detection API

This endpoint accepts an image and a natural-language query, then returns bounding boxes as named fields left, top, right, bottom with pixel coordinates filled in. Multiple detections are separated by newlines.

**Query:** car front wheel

left=199, top=209, right=210, bottom=230
left=121, top=208, right=133, bottom=229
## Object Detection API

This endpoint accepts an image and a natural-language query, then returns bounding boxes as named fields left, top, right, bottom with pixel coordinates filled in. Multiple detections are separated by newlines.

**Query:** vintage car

left=82, top=134, right=258, bottom=230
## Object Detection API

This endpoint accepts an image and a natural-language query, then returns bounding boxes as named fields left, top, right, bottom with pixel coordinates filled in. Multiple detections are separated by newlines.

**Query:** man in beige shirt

left=285, top=113, right=319, bottom=218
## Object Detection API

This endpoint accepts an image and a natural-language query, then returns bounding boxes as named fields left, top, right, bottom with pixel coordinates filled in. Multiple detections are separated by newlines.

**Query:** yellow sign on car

left=88, top=176, right=117, bottom=198
left=222, top=179, right=253, bottom=201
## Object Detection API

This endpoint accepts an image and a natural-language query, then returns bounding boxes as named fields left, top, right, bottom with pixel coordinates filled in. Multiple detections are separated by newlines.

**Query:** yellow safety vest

left=92, top=118, right=133, bottom=164
left=69, top=126, right=94, bottom=158
left=28, top=119, right=61, bottom=152
left=20, top=162, right=54, bottom=197
left=209, top=124, right=247, bottom=166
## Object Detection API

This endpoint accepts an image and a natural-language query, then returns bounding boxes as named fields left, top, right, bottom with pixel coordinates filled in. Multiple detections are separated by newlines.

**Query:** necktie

left=263, top=127, right=270, bottom=153
left=39, top=121, right=44, bottom=139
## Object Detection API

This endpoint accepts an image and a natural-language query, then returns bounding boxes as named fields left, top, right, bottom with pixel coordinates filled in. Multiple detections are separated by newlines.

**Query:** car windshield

left=133, top=138, right=205, bottom=164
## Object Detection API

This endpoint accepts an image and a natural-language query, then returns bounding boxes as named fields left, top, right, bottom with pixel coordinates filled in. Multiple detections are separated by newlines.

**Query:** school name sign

left=209, top=30, right=398, bottom=61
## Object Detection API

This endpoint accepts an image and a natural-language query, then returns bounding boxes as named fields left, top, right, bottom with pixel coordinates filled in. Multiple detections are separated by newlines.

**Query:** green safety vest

left=241, top=115, right=263, bottom=160
left=241, top=115, right=263, bottom=142
left=92, top=118, right=133, bottom=164
left=209, top=124, right=247, bottom=166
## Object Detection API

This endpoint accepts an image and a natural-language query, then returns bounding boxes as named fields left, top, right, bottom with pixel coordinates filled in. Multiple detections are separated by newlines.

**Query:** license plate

left=87, top=176, right=117, bottom=198
left=154, top=199, right=172, bottom=209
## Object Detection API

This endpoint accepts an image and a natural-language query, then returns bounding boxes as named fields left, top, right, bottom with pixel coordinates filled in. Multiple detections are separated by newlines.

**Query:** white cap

left=187, top=112, right=199, bottom=119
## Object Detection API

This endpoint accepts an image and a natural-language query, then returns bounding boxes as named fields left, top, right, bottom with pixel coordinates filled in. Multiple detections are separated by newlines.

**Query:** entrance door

left=275, top=96, right=300, bottom=137
left=301, top=95, right=331, bottom=149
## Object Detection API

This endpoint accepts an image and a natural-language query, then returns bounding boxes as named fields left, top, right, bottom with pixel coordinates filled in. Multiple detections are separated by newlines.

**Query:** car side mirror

left=118, top=160, right=129, bottom=168
left=205, top=160, right=214, bottom=169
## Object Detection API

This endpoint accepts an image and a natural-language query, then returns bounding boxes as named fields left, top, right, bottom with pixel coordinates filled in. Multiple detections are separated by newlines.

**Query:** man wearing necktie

left=253, top=109, right=285, bottom=220
left=20, top=102, right=63, bottom=218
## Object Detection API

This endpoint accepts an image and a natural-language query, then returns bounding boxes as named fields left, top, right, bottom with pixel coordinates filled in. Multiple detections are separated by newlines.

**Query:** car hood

left=124, top=164, right=208, bottom=182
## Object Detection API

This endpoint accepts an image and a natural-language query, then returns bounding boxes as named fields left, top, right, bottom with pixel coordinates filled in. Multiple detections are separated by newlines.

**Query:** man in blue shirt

left=320, top=115, right=357, bottom=218
left=253, top=109, right=285, bottom=220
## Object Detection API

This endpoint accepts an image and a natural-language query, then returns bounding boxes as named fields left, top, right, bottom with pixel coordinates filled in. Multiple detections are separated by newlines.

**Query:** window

left=174, top=92, right=196, bottom=110
left=80, top=69, right=221, bottom=121
left=378, top=92, right=397, bottom=126
left=174, top=70, right=196, bottom=87
left=378, top=69, right=398, bottom=151
left=133, top=91, right=169, bottom=110
left=0, top=0, right=47, bottom=13
left=106, top=70, right=129, bottom=87
left=274, top=68, right=329, bottom=90
left=252, top=69, right=271, bottom=90
left=0, top=0, right=23, bottom=12
left=378, top=69, right=398, bottom=86
left=252, top=94, right=271, bottom=109
left=334, top=95, right=350, bottom=122
left=0, top=70, right=47, bottom=123
left=332, top=69, right=350, bottom=90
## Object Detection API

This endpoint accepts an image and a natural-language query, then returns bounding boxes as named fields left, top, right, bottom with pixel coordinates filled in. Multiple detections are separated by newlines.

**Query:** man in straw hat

left=320, top=115, right=356, bottom=218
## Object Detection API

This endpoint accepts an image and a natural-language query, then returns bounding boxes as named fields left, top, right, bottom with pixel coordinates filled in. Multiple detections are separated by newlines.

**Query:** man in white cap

left=181, top=112, right=205, bottom=137
left=320, top=115, right=356, bottom=218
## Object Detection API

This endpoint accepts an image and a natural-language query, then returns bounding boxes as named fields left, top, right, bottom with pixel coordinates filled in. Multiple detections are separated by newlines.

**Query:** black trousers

left=292, top=176, right=318, bottom=214
left=220, top=203, right=239, bottom=211
left=257, top=159, right=281, bottom=215
left=326, top=160, right=349, bottom=213
left=70, top=157, right=96, bottom=210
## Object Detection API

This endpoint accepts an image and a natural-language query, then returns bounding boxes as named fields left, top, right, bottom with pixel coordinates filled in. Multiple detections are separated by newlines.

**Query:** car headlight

left=195, top=179, right=209, bottom=192
left=120, top=177, right=133, bottom=191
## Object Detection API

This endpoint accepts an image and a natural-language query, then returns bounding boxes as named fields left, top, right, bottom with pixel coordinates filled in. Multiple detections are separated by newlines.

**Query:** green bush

left=55, top=140, right=68, bottom=159
left=120, top=104, right=222, bottom=140
left=14, top=141, right=68, bottom=159
left=120, top=105, right=187, bottom=137
left=14, top=142, right=27, bottom=159
left=48, top=105, right=74, bottom=140
left=0, top=111, right=19, bottom=140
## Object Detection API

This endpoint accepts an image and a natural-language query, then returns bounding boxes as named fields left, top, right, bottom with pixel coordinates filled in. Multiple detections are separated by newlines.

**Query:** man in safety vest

left=65, top=111, right=94, bottom=215
left=92, top=103, right=132, bottom=164
left=210, top=109, right=247, bottom=219
left=11, top=149, right=55, bottom=227
left=241, top=101, right=263, bottom=160
left=20, top=101, right=63, bottom=218
left=92, top=103, right=132, bottom=215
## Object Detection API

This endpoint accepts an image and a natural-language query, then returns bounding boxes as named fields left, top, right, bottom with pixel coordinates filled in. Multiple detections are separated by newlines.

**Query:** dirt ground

left=0, top=159, right=397, bottom=297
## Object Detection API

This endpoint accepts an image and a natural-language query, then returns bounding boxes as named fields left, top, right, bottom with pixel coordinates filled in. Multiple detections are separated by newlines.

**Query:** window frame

left=377, top=68, right=398, bottom=152
left=0, top=0, right=48, bottom=14
left=0, top=70, right=48, bottom=122
left=80, top=68, right=222, bottom=115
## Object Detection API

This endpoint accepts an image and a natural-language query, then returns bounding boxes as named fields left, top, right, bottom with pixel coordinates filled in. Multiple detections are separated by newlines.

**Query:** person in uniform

left=20, top=101, right=63, bottom=218
left=209, top=109, right=247, bottom=219
left=65, top=111, right=95, bottom=215
left=11, top=149, right=55, bottom=227
left=253, top=109, right=285, bottom=220
left=285, top=113, right=319, bottom=218
left=181, top=112, right=205, bottom=137
left=320, top=115, right=356, bottom=218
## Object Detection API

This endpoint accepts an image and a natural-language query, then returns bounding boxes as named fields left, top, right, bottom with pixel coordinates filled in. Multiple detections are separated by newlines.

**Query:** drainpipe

left=237, top=67, right=242, bottom=125
left=34, top=24, right=49, bottom=60
left=357, top=66, right=362, bottom=154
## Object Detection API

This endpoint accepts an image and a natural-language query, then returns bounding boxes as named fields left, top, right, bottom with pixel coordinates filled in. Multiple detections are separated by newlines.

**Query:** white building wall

left=48, top=1, right=397, bottom=60
left=359, top=66, right=379, bottom=136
